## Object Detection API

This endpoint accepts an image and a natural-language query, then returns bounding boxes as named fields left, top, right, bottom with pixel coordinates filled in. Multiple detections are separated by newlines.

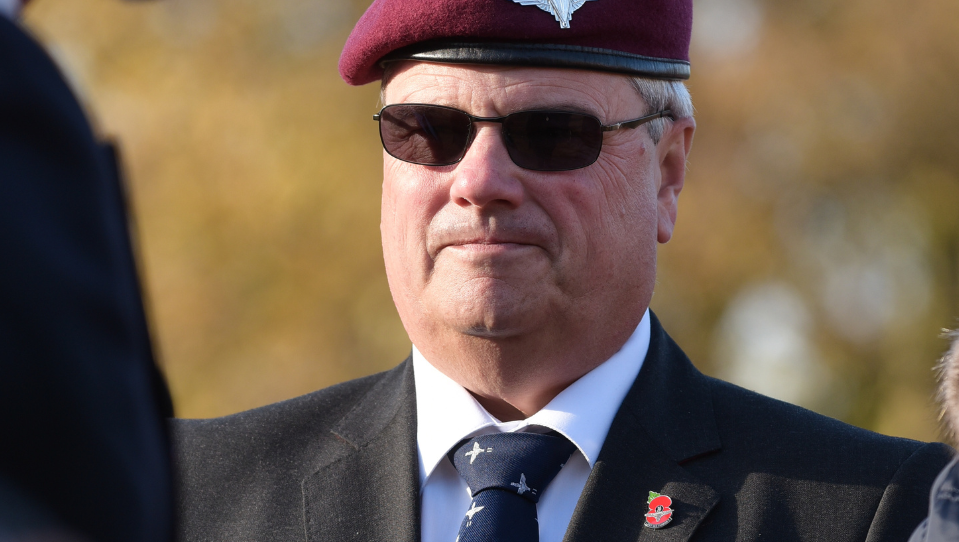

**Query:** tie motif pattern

left=450, top=432, right=576, bottom=542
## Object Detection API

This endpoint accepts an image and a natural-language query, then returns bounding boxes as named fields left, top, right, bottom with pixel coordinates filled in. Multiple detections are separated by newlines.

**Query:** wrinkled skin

left=381, top=62, right=695, bottom=420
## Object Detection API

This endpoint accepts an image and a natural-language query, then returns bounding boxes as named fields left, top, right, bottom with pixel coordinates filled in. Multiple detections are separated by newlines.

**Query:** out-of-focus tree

left=23, top=0, right=959, bottom=440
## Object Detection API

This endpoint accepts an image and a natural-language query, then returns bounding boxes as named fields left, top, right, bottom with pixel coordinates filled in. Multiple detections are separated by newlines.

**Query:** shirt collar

left=413, top=309, right=650, bottom=489
left=0, top=0, right=20, bottom=19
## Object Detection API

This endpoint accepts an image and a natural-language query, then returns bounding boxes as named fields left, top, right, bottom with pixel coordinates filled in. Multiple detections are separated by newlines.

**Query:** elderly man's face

left=380, top=63, right=688, bottom=357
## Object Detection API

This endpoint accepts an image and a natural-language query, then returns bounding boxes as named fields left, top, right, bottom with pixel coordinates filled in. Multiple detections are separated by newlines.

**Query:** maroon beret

left=339, top=0, right=692, bottom=86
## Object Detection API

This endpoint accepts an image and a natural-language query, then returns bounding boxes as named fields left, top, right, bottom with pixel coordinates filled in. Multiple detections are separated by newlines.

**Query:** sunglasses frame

left=373, top=103, right=674, bottom=171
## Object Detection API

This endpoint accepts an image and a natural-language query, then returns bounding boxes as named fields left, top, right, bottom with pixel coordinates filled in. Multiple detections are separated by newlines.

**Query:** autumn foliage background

left=23, top=0, right=959, bottom=441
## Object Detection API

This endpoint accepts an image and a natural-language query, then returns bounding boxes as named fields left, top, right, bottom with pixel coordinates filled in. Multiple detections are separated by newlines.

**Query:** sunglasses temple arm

left=602, top=109, right=673, bottom=131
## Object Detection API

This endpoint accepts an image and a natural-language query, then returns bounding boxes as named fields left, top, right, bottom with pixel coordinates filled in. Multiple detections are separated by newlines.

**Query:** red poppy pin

left=644, top=491, right=673, bottom=529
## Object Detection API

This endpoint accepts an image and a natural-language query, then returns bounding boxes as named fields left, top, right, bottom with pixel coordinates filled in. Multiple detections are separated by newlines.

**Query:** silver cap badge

left=511, top=0, right=597, bottom=29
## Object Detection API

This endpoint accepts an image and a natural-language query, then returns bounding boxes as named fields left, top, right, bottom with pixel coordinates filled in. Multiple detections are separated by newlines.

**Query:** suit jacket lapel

left=564, top=313, right=722, bottom=542
left=302, top=359, right=420, bottom=542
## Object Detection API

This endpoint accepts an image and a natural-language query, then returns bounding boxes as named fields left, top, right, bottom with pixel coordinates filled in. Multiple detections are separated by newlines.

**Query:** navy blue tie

left=449, top=432, right=576, bottom=542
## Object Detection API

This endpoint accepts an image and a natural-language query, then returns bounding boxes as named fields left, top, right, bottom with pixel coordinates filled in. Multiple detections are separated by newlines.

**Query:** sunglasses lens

left=378, top=105, right=472, bottom=166
left=503, top=112, right=603, bottom=171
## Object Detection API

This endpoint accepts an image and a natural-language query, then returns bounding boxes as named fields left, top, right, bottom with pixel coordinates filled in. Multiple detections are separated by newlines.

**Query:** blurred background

left=22, top=0, right=959, bottom=440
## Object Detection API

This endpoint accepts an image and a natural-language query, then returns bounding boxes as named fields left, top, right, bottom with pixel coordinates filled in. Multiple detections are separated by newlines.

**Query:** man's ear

left=656, top=116, right=695, bottom=244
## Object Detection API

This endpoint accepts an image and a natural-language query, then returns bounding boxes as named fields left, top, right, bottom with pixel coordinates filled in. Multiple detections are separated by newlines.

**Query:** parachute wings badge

left=510, top=0, right=597, bottom=29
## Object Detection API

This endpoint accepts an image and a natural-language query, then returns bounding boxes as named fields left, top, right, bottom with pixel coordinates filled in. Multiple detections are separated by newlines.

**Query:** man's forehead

left=383, top=62, right=638, bottom=114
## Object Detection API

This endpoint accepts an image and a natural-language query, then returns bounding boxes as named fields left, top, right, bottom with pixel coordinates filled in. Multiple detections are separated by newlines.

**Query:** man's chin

left=449, top=302, right=549, bottom=341
left=461, top=324, right=521, bottom=339
left=419, top=273, right=558, bottom=339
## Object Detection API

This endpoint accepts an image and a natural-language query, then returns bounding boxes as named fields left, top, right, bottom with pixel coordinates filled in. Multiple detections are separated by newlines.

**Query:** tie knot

left=449, top=432, right=576, bottom=504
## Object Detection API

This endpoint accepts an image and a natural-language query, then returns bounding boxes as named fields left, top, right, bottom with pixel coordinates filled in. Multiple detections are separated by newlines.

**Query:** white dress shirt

left=413, top=309, right=651, bottom=542
left=0, top=0, right=19, bottom=19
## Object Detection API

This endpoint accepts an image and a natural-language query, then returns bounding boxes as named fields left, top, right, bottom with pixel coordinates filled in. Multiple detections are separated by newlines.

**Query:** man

left=1, top=1, right=174, bottom=541
left=173, top=0, right=954, bottom=540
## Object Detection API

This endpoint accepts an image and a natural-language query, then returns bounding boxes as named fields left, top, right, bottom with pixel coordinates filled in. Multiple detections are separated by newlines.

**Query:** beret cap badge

left=338, top=0, right=693, bottom=85
left=510, top=0, right=597, bottom=28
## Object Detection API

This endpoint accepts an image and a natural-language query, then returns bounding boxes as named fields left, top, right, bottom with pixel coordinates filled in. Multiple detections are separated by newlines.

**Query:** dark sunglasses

left=373, top=104, right=673, bottom=172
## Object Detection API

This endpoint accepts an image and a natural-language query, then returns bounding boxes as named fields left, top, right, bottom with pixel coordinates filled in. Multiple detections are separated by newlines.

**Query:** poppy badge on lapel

left=644, top=491, right=673, bottom=529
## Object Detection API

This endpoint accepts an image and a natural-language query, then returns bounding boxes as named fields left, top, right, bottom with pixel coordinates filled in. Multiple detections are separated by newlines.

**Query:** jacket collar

left=623, top=312, right=722, bottom=463
left=563, top=312, right=722, bottom=541
left=301, top=312, right=722, bottom=542
left=301, top=359, right=420, bottom=542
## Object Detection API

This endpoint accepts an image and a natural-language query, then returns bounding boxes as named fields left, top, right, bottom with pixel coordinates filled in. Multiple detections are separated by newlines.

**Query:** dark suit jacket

left=0, top=15, right=173, bottom=542
left=173, top=314, right=954, bottom=541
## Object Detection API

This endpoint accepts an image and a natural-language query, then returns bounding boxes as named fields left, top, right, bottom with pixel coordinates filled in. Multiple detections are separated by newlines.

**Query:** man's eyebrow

left=516, top=101, right=601, bottom=115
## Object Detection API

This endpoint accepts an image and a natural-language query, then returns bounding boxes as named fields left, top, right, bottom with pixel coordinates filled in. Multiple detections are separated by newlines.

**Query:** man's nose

left=449, top=124, right=525, bottom=210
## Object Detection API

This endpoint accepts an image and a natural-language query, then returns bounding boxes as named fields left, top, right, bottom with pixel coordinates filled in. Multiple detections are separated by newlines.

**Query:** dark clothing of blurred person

left=0, top=3, right=174, bottom=542
left=910, top=334, right=959, bottom=542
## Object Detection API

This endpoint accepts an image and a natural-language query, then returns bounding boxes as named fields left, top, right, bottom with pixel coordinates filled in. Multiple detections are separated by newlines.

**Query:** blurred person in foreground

left=910, top=332, right=959, bottom=542
left=0, top=1, right=174, bottom=541
left=172, top=0, right=953, bottom=540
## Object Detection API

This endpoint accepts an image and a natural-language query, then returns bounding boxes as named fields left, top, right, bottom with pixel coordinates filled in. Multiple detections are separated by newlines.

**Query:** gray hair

left=937, top=329, right=959, bottom=445
left=629, top=78, right=693, bottom=144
